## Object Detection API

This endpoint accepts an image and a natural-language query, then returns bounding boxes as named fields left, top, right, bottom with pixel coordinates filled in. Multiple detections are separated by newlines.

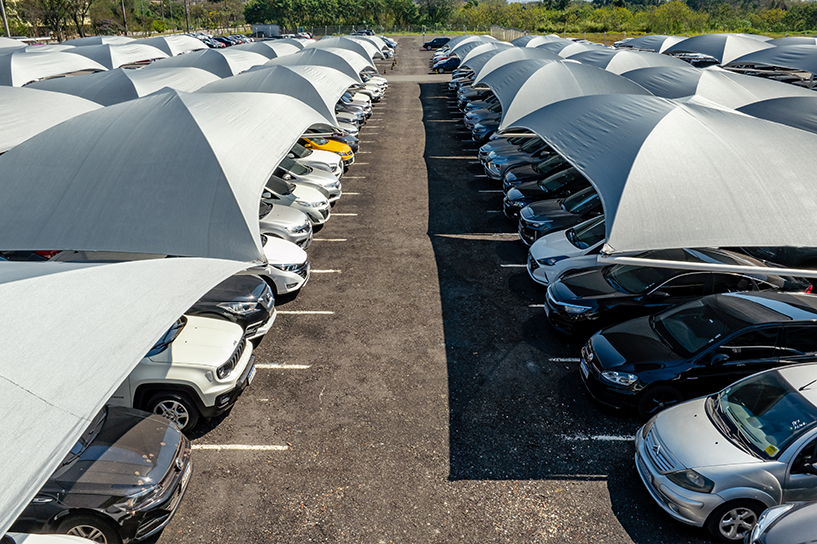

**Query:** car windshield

left=652, top=298, right=738, bottom=356
left=290, top=143, right=310, bottom=159
left=567, top=216, right=605, bottom=250
left=62, top=407, right=107, bottom=465
left=562, top=187, right=598, bottom=214
left=534, top=155, right=565, bottom=175
left=266, top=175, right=293, bottom=196
left=539, top=167, right=578, bottom=192
left=259, top=201, right=272, bottom=219
left=604, top=264, right=678, bottom=295
left=280, top=157, right=308, bottom=176
left=716, top=370, right=817, bottom=459
left=488, top=101, right=502, bottom=113
left=520, top=138, right=542, bottom=153
left=146, top=316, right=186, bottom=357
left=308, top=136, right=328, bottom=146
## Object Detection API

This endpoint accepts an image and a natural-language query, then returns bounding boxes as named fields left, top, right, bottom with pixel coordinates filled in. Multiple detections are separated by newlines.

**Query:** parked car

left=748, top=500, right=817, bottom=544
left=463, top=93, right=498, bottom=113
left=9, top=406, right=192, bottom=544
left=288, top=142, right=343, bottom=179
left=742, top=246, right=817, bottom=270
left=546, top=248, right=812, bottom=336
left=478, top=135, right=528, bottom=164
left=301, top=136, right=354, bottom=168
left=502, top=154, right=571, bottom=192
left=258, top=234, right=311, bottom=295
left=517, top=185, right=603, bottom=245
left=463, top=102, right=501, bottom=130
left=262, top=174, right=331, bottom=225
left=186, top=274, right=275, bottom=341
left=486, top=139, right=549, bottom=181
left=274, top=157, right=341, bottom=203
left=3, top=535, right=95, bottom=544
left=259, top=200, right=313, bottom=249
left=527, top=215, right=605, bottom=287
left=471, top=121, right=498, bottom=143
left=634, top=362, right=817, bottom=542
left=503, top=165, right=587, bottom=219
left=109, top=313, right=255, bottom=431
left=432, top=57, right=460, bottom=73
left=422, top=37, right=450, bottom=50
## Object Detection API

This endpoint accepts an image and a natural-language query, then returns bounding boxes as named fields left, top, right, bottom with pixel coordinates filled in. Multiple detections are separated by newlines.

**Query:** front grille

left=528, top=252, right=539, bottom=272
left=292, top=261, right=310, bottom=279
left=319, top=207, right=330, bottom=219
left=643, top=429, right=681, bottom=474
left=220, top=339, right=246, bottom=378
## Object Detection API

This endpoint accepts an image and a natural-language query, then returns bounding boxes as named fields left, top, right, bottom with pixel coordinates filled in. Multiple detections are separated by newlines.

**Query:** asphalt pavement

left=158, top=36, right=710, bottom=544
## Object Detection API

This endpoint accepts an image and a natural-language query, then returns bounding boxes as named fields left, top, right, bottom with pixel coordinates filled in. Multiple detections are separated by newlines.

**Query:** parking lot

left=160, top=36, right=710, bottom=544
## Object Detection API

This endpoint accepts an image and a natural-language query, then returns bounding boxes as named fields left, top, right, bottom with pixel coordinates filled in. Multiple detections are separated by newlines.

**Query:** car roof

left=712, top=291, right=817, bottom=324
left=778, top=363, right=817, bottom=409
left=635, top=247, right=769, bottom=268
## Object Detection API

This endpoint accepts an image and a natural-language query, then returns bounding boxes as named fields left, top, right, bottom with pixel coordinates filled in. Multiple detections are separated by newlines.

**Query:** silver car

left=635, top=363, right=817, bottom=542
left=259, top=201, right=312, bottom=249
left=749, top=500, right=817, bottom=543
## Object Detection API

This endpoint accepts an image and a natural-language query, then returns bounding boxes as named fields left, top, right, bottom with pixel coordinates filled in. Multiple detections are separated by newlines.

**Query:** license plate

left=247, top=366, right=256, bottom=385
left=580, top=360, right=589, bottom=379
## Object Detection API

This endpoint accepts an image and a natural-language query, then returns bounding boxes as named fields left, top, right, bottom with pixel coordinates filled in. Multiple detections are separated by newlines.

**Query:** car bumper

left=526, top=253, right=550, bottom=286
left=578, top=350, right=637, bottom=410
left=343, top=155, right=355, bottom=167
left=634, top=433, right=715, bottom=528
left=503, top=199, right=525, bottom=219
left=246, top=307, right=276, bottom=340
left=199, top=354, right=256, bottom=419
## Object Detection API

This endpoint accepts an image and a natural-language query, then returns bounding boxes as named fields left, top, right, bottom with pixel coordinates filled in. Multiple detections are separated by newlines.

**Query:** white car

left=109, top=314, right=255, bottom=432
left=276, top=157, right=341, bottom=203
left=5, top=535, right=95, bottom=544
left=259, top=233, right=310, bottom=294
left=259, top=201, right=313, bottom=249
left=263, top=175, right=331, bottom=225
left=289, top=141, right=344, bottom=179
left=527, top=215, right=605, bottom=287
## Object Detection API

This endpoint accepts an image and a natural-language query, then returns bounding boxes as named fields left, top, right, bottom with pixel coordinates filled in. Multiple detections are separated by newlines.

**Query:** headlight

left=473, top=123, right=485, bottom=129
left=560, top=302, right=594, bottom=315
left=527, top=221, right=551, bottom=229
left=117, top=485, right=161, bottom=511
left=752, top=503, right=795, bottom=539
left=666, top=469, right=714, bottom=494
left=286, top=222, right=310, bottom=233
left=295, top=199, right=322, bottom=208
left=271, top=263, right=302, bottom=272
left=601, top=370, right=638, bottom=387
left=216, top=300, right=259, bottom=315
left=538, top=255, right=569, bottom=266
left=506, top=199, right=524, bottom=208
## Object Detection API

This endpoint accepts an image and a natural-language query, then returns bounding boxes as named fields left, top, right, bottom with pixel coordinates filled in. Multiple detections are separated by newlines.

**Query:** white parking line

left=313, top=238, right=347, bottom=242
left=344, top=176, right=365, bottom=179
left=561, top=435, right=634, bottom=442
left=475, top=175, right=488, bottom=178
left=500, top=264, right=526, bottom=268
left=529, top=304, right=545, bottom=308
left=277, top=310, right=335, bottom=315
left=354, top=162, right=369, bottom=165
left=343, top=192, right=360, bottom=195
left=311, top=269, right=341, bottom=273
left=360, top=140, right=376, bottom=143
left=548, top=357, right=581, bottom=363
left=358, top=151, right=371, bottom=154
left=478, top=190, right=503, bottom=193
left=487, top=210, right=503, bottom=213
left=332, top=213, right=358, bottom=216
left=256, top=363, right=312, bottom=369
left=192, top=444, right=290, bottom=451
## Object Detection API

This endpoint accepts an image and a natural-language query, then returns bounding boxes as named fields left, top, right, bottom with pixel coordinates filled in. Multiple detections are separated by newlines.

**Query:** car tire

left=437, top=67, right=444, bottom=74
left=146, top=392, right=200, bottom=432
left=705, top=500, right=764, bottom=542
left=637, top=385, right=683, bottom=419
left=57, top=514, right=122, bottom=544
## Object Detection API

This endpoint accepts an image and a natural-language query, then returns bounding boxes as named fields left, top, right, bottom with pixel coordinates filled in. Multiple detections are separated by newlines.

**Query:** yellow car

left=301, top=136, right=354, bottom=167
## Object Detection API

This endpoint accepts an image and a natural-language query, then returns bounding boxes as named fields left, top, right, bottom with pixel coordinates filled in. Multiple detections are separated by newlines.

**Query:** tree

left=417, top=0, right=456, bottom=25
left=65, top=0, right=92, bottom=36
left=21, top=0, right=69, bottom=39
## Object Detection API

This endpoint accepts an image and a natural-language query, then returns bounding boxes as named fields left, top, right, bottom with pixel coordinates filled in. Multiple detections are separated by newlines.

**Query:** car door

left=690, top=326, right=782, bottom=392
left=642, top=272, right=710, bottom=312
left=710, top=273, right=757, bottom=294
left=778, top=325, right=817, bottom=366
left=784, top=435, right=817, bottom=502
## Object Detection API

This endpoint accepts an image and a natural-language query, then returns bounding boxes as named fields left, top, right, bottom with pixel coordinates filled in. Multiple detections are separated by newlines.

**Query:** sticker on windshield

left=765, top=444, right=779, bottom=456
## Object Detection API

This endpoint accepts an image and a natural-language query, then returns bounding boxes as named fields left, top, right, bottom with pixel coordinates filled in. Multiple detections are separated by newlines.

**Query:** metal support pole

left=184, top=0, right=190, bottom=32
left=0, top=0, right=10, bottom=38
left=121, top=0, right=128, bottom=34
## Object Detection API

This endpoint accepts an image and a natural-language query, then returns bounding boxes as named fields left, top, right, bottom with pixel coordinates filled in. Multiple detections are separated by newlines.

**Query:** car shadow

left=419, top=81, right=710, bottom=544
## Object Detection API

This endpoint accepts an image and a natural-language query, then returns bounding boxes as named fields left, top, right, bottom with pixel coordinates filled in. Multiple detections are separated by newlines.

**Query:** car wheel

left=706, top=500, right=763, bottom=542
left=57, top=514, right=122, bottom=544
left=425, top=45, right=431, bottom=50
left=437, top=67, right=444, bottom=73
left=637, top=385, right=683, bottom=419
left=147, top=393, right=200, bottom=432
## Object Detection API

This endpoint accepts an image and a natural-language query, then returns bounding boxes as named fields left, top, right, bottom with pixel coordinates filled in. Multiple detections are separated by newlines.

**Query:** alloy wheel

left=67, top=525, right=108, bottom=543
left=153, top=399, right=190, bottom=428
left=718, top=506, right=757, bottom=540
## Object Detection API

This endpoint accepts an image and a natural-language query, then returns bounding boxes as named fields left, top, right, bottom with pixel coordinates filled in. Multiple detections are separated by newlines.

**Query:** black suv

left=422, top=37, right=450, bottom=50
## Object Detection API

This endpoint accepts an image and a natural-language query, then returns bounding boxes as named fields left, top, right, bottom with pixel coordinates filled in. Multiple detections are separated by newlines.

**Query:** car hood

left=292, top=184, right=328, bottom=204
left=306, top=148, right=342, bottom=166
left=263, top=236, right=307, bottom=265
left=49, top=407, right=182, bottom=495
left=521, top=199, right=570, bottom=222
left=654, top=398, right=762, bottom=469
left=591, top=317, right=683, bottom=370
left=149, top=314, right=243, bottom=366
left=261, top=203, right=310, bottom=227
left=529, top=230, right=578, bottom=260
left=195, top=275, right=265, bottom=305
left=508, top=163, right=538, bottom=178
left=553, top=268, right=617, bottom=300
left=513, top=182, right=549, bottom=199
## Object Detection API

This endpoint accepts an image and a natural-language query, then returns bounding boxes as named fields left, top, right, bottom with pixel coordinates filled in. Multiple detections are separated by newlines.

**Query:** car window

left=780, top=325, right=817, bottom=358
left=716, top=327, right=780, bottom=362
left=711, top=273, right=757, bottom=293
left=792, top=437, right=817, bottom=473
left=654, top=273, right=708, bottom=298
left=568, top=216, right=605, bottom=250
left=563, top=186, right=597, bottom=214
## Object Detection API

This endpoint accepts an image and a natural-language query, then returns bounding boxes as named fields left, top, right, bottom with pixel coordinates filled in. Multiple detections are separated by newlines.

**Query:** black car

left=187, top=274, right=274, bottom=341
left=517, top=185, right=603, bottom=245
left=422, top=37, right=450, bottom=50
left=546, top=248, right=812, bottom=336
left=463, top=93, right=498, bottom=113
left=458, top=87, right=492, bottom=110
left=503, top=165, right=586, bottom=219
left=432, top=57, right=460, bottom=73
left=472, top=120, right=499, bottom=143
left=502, top=154, right=571, bottom=191
left=486, top=139, right=550, bottom=180
left=463, top=102, right=501, bottom=130
left=10, top=406, right=192, bottom=544
left=478, top=135, right=528, bottom=163
left=742, top=246, right=817, bottom=269
left=580, top=291, right=817, bottom=419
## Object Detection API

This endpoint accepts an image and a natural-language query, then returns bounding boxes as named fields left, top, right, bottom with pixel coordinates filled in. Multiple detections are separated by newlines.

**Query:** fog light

left=216, top=393, right=231, bottom=408
left=286, top=282, right=300, bottom=289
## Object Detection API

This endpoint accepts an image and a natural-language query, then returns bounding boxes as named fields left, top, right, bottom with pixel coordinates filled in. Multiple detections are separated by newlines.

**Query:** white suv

left=108, top=314, right=255, bottom=432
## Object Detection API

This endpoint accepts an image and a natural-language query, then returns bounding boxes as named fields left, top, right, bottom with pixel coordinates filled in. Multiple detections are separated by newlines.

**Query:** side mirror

left=711, top=353, right=730, bottom=365
left=287, top=152, right=295, bottom=159
left=262, top=191, right=272, bottom=199
left=283, top=173, right=293, bottom=181
left=304, top=143, right=312, bottom=148
left=650, top=290, right=671, bottom=299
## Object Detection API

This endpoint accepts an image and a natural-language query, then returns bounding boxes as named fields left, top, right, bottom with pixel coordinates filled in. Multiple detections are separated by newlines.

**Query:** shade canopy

left=0, top=50, right=106, bottom=86
left=62, top=35, right=134, bottom=46
left=621, top=64, right=814, bottom=109
left=28, top=66, right=220, bottom=106
left=475, top=58, right=651, bottom=130
left=511, top=35, right=564, bottom=48
left=617, top=34, right=685, bottom=53
left=459, top=42, right=514, bottom=67
left=231, top=41, right=290, bottom=59
left=0, top=37, right=25, bottom=50
left=0, top=89, right=334, bottom=262
left=260, top=47, right=365, bottom=82
left=0, top=86, right=101, bottom=153
left=474, top=47, right=561, bottom=80
left=65, top=43, right=169, bottom=69
left=567, top=47, right=688, bottom=74
left=351, top=35, right=388, bottom=53
left=536, top=40, right=602, bottom=58
left=0, top=257, right=247, bottom=536
left=309, top=35, right=382, bottom=61
left=198, top=64, right=356, bottom=125
left=273, top=37, right=306, bottom=49
left=725, top=44, right=817, bottom=75
left=509, top=93, right=817, bottom=255
left=737, top=96, right=817, bottom=135
left=134, top=35, right=207, bottom=56
left=449, top=39, right=510, bottom=60
left=22, top=44, right=76, bottom=53
left=144, top=48, right=268, bottom=78
left=769, top=36, right=817, bottom=46
left=445, top=35, right=490, bottom=50
left=664, top=33, right=773, bottom=64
